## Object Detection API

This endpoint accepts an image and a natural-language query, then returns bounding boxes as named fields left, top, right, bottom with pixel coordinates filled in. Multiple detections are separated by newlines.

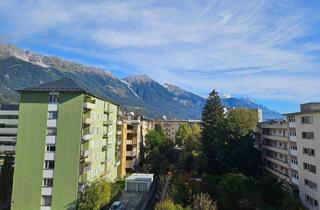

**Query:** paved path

left=119, top=191, right=147, bottom=210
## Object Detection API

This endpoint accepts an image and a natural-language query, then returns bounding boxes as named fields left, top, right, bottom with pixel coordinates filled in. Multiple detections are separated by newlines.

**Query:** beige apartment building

left=286, top=103, right=320, bottom=210
left=156, top=119, right=201, bottom=141
left=117, top=113, right=154, bottom=177
left=259, top=120, right=291, bottom=183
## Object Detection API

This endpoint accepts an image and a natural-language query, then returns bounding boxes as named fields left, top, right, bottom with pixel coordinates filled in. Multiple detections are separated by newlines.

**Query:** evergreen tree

left=201, top=90, right=226, bottom=173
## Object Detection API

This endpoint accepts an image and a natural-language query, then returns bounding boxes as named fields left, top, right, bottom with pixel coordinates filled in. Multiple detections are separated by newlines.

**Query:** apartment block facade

left=0, top=104, right=19, bottom=167
left=286, top=103, right=320, bottom=210
left=259, top=121, right=291, bottom=183
left=11, top=78, right=119, bottom=210
left=156, top=119, right=201, bottom=141
left=117, top=114, right=154, bottom=178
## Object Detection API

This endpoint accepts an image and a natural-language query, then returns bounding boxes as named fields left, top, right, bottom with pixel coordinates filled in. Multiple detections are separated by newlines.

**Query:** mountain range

left=0, top=44, right=282, bottom=120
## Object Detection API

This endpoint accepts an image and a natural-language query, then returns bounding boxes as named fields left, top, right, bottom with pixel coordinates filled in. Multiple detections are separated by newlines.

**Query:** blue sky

left=1, top=0, right=320, bottom=113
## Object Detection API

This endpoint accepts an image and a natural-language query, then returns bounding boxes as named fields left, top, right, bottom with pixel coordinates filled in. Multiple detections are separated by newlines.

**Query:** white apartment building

left=259, top=121, right=291, bottom=183
left=286, top=103, right=320, bottom=210
left=0, top=104, right=19, bottom=167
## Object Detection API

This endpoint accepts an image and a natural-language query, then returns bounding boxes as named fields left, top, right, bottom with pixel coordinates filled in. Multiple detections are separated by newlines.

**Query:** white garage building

left=125, top=173, right=154, bottom=192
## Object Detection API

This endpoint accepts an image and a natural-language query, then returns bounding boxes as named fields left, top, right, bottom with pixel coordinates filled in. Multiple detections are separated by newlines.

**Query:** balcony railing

left=83, top=102, right=95, bottom=110
left=82, top=133, right=93, bottom=141
left=80, top=162, right=91, bottom=174
left=103, top=120, right=113, bottom=125
left=81, top=150, right=91, bottom=158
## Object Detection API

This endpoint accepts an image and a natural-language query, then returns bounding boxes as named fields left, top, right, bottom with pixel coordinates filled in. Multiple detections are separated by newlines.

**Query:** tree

left=192, top=193, right=218, bottom=210
left=144, top=127, right=178, bottom=174
left=226, top=108, right=258, bottom=139
left=155, top=199, right=185, bottom=210
left=217, top=173, right=250, bottom=210
left=157, top=175, right=174, bottom=202
left=0, top=154, right=14, bottom=209
left=78, top=180, right=112, bottom=210
left=201, top=91, right=262, bottom=176
left=201, top=90, right=226, bottom=174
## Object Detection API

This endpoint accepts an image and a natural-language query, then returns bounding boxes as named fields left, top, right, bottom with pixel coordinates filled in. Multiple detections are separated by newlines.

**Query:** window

left=48, top=111, right=58, bottom=119
left=305, top=194, right=319, bottom=207
left=49, top=94, right=59, bottom=104
left=41, top=195, right=52, bottom=206
left=302, top=132, right=314, bottom=140
left=303, top=148, right=315, bottom=157
left=301, top=116, right=313, bottom=124
left=290, top=143, right=297, bottom=150
left=303, top=162, right=316, bottom=174
left=44, top=161, right=55, bottom=169
left=305, top=179, right=317, bottom=191
left=292, top=171, right=299, bottom=179
left=289, top=116, right=295, bottom=122
left=291, top=159, right=298, bottom=165
left=46, top=145, right=56, bottom=152
left=289, top=130, right=296, bottom=136
left=43, top=178, right=53, bottom=187
left=47, top=128, right=57, bottom=136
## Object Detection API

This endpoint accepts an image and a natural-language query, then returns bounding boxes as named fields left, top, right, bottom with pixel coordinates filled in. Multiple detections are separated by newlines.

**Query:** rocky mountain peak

left=124, top=74, right=154, bottom=84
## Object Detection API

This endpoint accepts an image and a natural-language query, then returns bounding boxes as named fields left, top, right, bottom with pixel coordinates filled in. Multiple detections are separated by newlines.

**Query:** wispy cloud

left=0, top=0, right=320, bottom=107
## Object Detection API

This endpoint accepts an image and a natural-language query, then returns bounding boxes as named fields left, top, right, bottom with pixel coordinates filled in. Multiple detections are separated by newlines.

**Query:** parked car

left=109, top=201, right=123, bottom=210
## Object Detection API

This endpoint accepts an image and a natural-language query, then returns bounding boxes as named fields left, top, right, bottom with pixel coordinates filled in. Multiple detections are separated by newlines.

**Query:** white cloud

left=1, top=0, right=320, bottom=103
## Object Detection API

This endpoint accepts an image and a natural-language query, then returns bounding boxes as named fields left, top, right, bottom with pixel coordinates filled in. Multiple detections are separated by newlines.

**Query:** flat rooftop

left=125, top=173, right=154, bottom=182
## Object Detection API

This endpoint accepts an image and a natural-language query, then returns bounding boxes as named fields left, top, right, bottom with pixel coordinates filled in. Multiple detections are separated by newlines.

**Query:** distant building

left=250, top=108, right=263, bottom=123
left=117, top=113, right=154, bottom=178
left=11, top=78, right=119, bottom=210
left=285, top=103, right=320, bottom=210
left=156, top=119, right=201, bottom=141
left=0, top=104, right=19, bottom=167
left=259, top=120, right=291, bottom=183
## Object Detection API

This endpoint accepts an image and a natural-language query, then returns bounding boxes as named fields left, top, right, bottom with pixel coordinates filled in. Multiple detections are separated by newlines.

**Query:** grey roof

left=18, top=77, right=85, bottom=93
left=17, top=77, right=119, bottom=106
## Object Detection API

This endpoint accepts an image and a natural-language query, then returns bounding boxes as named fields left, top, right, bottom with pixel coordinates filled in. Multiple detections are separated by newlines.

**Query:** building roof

left=125, top=173, right=154, bottom=182
left=17, top=77, right=119, bottom=106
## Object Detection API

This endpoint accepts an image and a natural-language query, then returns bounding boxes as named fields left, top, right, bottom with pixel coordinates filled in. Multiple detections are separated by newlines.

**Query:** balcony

left=292, top=177, right=299, bottom=185
left=0, top=128, right=18, bottom=134
left=291, top=163, right=298, bottom=171
left=47, top=119, right=57, bottom=127
left=126, top=149, right=137, bottom=157
left=44, top=152, right=55, bottom=161
left=41, top=187, right=53, bottom=196
left=117, top=121, right=123, bottom=125
left=83, top=102, right=95, bottom=110
left=103, top=120, right=113, bottom=126
left=127, top=140, right=137, bottom=145
left=289, top=135, right=297, bottom=142
left=46, top=136, right=56, bottom=144
left=289, top=122, right=296, bottom=128
left=48, top=103, right=58, bottom=111
left=82, top=133, right=93, bottom=141
left=83, top=118, right=92, bottom=125
left=81, top=150, right=91, bottom=158
left=290, top=149, right=297, bottom=156
left=80, top=162, right=91, bottom=174
left=116, top=130, right=122, bottom=136
left=126, top=160, right=134, bottom=168
left=127, top=129, right=136, bottom=134
left=0, top=145, right=15, bottom=152
left=262, top=145, right=288, bottom=155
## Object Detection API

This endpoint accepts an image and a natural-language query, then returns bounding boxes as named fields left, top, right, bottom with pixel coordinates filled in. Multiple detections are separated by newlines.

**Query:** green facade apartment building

left=11, top=78, right=119, bottom=210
